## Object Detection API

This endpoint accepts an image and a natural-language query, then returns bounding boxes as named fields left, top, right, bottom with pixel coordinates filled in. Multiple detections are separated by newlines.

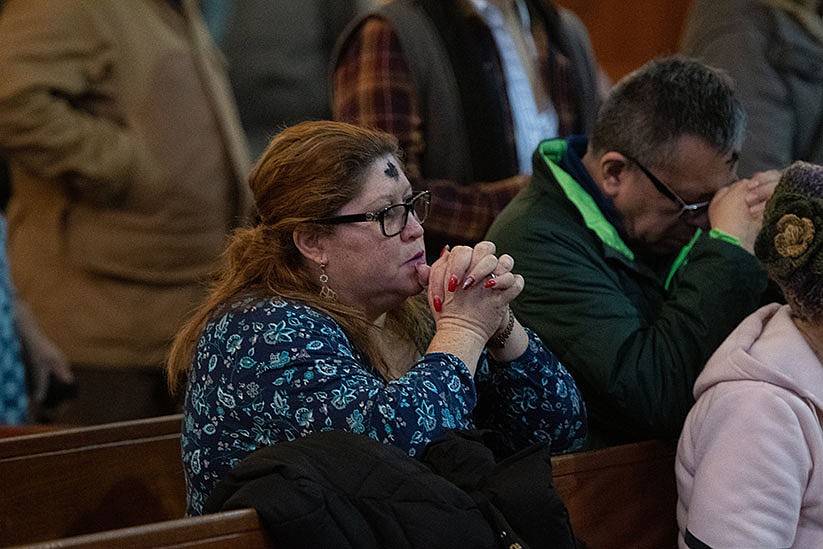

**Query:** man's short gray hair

left=589, top=56, right=746, bottom=169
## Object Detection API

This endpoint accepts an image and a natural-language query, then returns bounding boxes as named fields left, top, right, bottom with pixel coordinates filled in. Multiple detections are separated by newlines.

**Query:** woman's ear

left=599, top=151, right=631, bottom=198
left=293, top=226, right=326, bottom=266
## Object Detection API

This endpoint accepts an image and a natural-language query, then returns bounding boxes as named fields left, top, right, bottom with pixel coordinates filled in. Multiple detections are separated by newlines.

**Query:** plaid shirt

left=333, top=13, right=579, bottom=246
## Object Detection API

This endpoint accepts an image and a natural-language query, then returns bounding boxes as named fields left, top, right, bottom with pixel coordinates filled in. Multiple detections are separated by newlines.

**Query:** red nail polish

left=462, top=276, right=475, bottom=290
left=439, top=245, right=450, bottom=257
left=433, top=296, right=442, bottom=312
left=448, top=275, right=458, bottom=292
left=484, top=278, right=496, bottom=288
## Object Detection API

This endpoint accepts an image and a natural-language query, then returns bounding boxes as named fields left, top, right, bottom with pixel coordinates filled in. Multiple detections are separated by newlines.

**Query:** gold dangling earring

left=319, top=262, right=337, bottom=301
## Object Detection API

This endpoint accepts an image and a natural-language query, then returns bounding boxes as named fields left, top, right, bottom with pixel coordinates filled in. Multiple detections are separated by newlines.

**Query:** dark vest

left=332, top=0, right=599, bottom=184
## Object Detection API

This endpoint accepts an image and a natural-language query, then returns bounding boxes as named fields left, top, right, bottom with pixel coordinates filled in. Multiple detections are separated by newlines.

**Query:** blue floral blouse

left=0, top=216, right=27, bottom=425
left=182, top=297, right=586, bottom=515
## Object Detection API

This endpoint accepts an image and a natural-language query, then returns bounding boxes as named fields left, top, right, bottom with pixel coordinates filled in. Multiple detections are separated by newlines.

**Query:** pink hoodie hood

left=693, top=303, right=823, bottom=412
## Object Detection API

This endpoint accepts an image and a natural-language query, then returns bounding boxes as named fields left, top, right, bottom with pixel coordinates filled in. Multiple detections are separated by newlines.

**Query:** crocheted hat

left=754, top=161, right=823, bottom=320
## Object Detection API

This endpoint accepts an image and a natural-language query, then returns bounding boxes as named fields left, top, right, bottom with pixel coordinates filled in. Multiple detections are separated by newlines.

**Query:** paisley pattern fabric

left=182, top=297, right=586, bottom=515
left=0, top=216, right=27, bottom=424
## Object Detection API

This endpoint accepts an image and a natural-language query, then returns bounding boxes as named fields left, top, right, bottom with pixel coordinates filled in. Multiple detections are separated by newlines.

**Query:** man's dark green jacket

left=487, top=138, right=768, bottom=446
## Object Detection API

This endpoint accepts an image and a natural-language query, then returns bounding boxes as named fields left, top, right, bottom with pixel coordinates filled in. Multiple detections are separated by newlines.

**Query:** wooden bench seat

left=2, top=416, right=677, bottom=548
left=0, top=415, right=186, bottom=546
left=9, top=509, right=274, bottom=549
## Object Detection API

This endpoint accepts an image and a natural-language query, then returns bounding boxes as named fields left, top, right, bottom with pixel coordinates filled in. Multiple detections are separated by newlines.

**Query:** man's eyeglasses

left=621, top=153, right=710, bottom=217
left=312, top=191, right=431, bottom=237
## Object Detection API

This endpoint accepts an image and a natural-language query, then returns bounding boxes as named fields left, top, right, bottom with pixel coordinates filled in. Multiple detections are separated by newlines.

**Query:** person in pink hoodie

left=676, top=160, right=823, bottom=548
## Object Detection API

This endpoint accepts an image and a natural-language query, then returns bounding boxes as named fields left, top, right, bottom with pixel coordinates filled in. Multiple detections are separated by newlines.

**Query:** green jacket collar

left=537, top=139, right=635, bottom=261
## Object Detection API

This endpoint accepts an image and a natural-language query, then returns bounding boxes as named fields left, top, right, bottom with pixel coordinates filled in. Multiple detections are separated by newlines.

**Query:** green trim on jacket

left=537, top=139, right=635, bottom=261
left=488, top=137, right=769, bottom=446
left=538, top=140, right=748, bottom=292
left=664, top=228, right=744, bottom=290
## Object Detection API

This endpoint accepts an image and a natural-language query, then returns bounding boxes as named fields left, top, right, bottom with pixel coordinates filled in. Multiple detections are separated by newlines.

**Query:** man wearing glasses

left=487, top=56, right=779, bottom=448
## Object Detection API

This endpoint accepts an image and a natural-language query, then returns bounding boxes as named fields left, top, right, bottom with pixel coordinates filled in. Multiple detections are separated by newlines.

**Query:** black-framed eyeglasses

left=621, top=153, right=711, bottom=217
left=312, top=191, right=431, bottom=237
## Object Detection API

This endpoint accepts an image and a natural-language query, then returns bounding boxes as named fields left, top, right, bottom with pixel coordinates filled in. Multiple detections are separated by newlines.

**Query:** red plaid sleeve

left=426, top=174, right=528, bottom=244
left=333, top=17, right=423, bottom=179
left=333, top=16, right=527, bottom=246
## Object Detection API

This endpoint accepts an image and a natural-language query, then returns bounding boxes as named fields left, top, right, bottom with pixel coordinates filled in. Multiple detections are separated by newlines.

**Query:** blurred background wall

left=555, top=0, right=693, bottom=81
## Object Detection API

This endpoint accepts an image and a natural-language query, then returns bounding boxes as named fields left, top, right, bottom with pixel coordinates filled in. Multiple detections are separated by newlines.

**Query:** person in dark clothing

left=200, top=0, right=373, bottom=159
left=332, top=0, right=606, bottom=259
left=487, top=57, right=779, bottom=447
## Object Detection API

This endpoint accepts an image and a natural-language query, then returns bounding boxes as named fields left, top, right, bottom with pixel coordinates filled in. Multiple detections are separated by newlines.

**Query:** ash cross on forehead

left=384, top=161, right=399, bottom=180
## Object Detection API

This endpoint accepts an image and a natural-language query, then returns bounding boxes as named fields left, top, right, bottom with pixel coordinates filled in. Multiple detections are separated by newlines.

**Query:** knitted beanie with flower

left=754, top=161, right=823, bottom=320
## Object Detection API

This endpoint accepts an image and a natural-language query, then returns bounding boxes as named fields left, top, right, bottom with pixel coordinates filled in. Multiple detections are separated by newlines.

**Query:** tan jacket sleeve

left=0, top=0, right=141, bottom=201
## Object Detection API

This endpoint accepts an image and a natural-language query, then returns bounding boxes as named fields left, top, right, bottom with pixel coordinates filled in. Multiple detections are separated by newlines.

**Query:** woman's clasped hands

left=422, top=241, right=528, bottom=371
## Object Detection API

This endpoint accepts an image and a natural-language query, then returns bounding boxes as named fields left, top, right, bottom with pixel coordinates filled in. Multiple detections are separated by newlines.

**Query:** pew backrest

left=552, top=439, right=678, bottom=549
left=1, top=418, right=677, bottom=549
left=0, top=415, right=186, bottom=546
left=0, top=423, right=67, bottom=439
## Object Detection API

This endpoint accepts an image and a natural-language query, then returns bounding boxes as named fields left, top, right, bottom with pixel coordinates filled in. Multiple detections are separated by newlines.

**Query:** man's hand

left=709, top=172, right=777, bottom=253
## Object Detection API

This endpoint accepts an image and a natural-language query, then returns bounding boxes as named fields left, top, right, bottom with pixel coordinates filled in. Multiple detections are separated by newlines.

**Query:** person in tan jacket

left=0, top=0, right=253, bottom=423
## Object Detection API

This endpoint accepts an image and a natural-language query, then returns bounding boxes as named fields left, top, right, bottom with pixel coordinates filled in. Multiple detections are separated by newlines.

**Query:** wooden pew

left=553, top=439, right=678, bottom=549
left=0, top=415, right=677, bottom=549
left=10, top=509, right=275, bottom=549
left=0, top=414, right=186, bottom=546
left=5, top=432, right=677, bottom=549
left=0, top=423, right=68, bottom=439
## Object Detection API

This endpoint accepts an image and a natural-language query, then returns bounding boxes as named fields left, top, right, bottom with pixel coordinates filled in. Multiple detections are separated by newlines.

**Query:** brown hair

left=167, top=121, right=433, bottom=392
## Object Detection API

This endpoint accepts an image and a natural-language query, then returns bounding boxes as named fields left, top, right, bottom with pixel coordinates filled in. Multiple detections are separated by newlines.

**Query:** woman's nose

left=402, top=213, right=425, bottom=239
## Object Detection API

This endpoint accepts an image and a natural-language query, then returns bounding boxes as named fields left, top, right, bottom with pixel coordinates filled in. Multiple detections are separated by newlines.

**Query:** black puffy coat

left=204, top=429, right=578, bottom=549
